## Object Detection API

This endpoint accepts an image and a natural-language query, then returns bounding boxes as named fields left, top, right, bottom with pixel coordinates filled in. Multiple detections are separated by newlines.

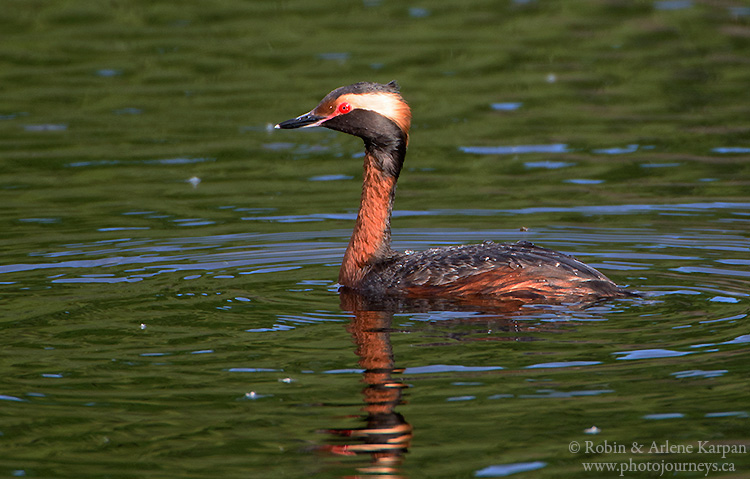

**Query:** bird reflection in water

left=315, top=289, right=579, bottom=478
left=318, top=290, right=413, bottom=478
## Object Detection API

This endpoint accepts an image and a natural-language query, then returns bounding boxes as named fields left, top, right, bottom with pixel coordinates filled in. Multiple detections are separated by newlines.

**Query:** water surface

left=2, top=1, right=749, bottom=478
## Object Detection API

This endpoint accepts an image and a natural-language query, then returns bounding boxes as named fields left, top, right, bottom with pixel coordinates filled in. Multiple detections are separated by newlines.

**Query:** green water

left=2, top=1, right=750, bottom=478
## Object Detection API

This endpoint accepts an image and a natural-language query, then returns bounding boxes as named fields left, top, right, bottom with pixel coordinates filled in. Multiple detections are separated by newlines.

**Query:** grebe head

left=275, top=81, right=411, bottom=149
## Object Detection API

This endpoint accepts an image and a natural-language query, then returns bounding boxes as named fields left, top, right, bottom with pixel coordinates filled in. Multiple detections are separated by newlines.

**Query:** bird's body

left=353, top=241, right=625, bottom=303
left=276, top=81, right=629, bottom=304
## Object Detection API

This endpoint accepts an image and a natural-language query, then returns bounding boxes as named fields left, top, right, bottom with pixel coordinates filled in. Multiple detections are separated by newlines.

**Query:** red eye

left=337, top=102, right=351, bottom=114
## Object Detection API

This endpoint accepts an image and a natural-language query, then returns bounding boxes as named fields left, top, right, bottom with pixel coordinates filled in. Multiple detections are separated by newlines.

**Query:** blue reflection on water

left=460, top=144, right=568, bottom=155
left=475, top=461, right=547, bottom=477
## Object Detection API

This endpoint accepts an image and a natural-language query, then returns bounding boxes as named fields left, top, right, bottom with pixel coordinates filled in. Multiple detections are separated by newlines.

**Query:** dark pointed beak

left=274, top=111, right=326, bottom=130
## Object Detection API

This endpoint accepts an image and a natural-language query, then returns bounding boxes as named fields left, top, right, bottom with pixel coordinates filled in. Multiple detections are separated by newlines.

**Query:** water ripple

left=614, top=349, right=693, bottom=360
left=475, top=461, right=547, bottom=477
left=460, top=144, right=568, bottom=155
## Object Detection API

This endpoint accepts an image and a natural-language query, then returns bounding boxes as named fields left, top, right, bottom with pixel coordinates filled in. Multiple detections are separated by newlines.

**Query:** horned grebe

left=276, top=81, right=629, bottom=303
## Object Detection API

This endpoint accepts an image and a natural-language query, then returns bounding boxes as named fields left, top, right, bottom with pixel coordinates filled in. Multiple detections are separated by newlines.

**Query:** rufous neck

left=338, top=150, right=398, bottom=288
